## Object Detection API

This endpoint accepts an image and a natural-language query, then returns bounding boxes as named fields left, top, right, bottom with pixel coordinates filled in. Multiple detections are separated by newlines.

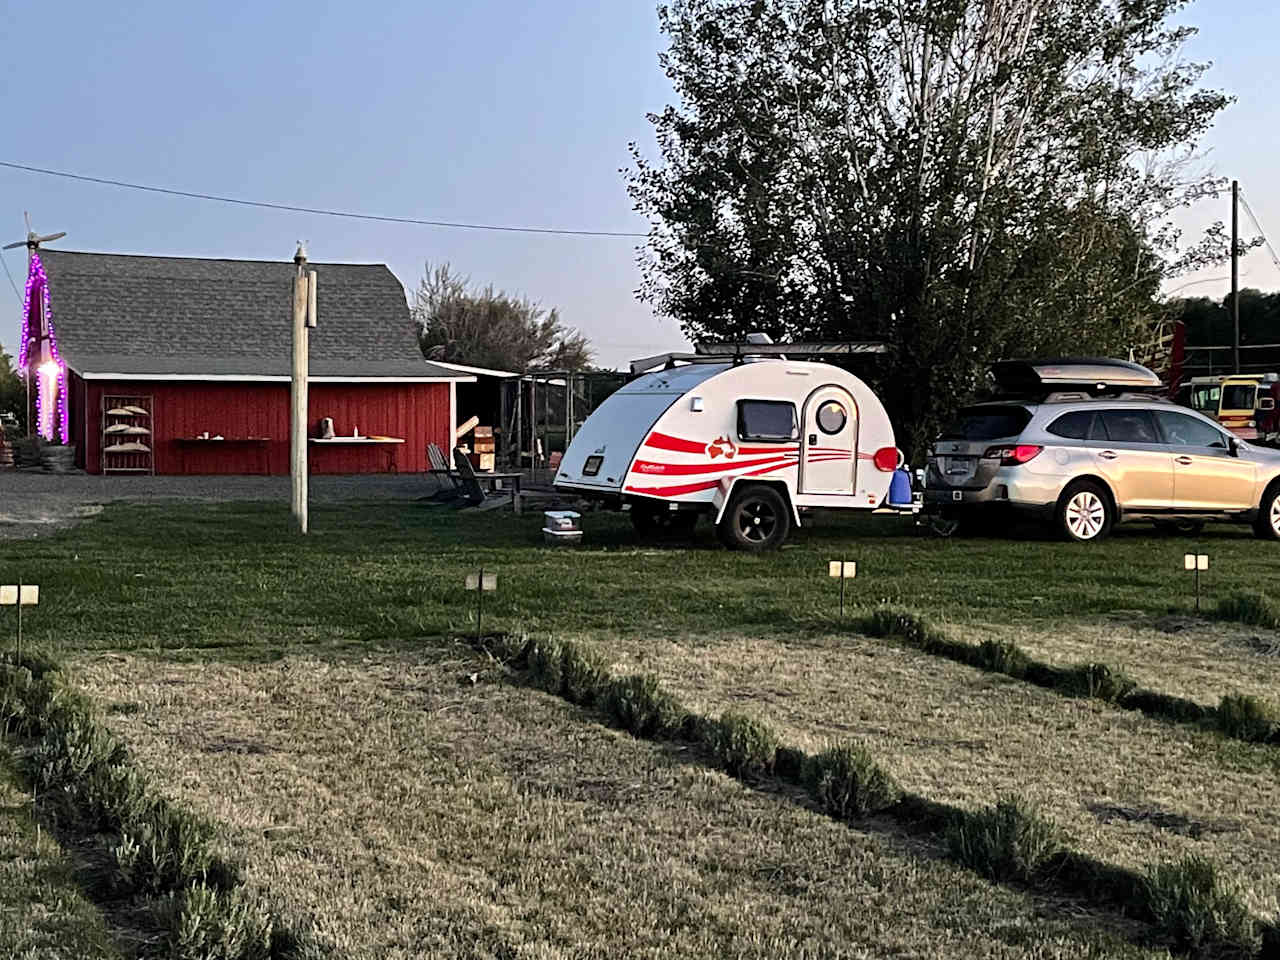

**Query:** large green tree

left=628, top=0, right=1229, bottom=453
left=412, top=263, right=594, bottom=373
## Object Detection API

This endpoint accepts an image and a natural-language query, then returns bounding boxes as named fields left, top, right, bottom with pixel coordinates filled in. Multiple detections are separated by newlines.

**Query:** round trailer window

left=817, top=401, right=847, bottom=435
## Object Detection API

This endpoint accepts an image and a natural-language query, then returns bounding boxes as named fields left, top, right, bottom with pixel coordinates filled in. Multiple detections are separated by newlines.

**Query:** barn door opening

left=799, top=385, right=858, bottom=494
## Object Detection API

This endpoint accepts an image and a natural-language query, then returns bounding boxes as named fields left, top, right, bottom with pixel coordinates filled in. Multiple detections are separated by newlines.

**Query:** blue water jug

left=888, top=468, right=912, bottom=506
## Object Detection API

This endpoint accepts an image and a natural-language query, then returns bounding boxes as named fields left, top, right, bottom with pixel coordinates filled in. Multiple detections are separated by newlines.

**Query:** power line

left=0, top=159, right=648, bottom=239
left=0, top=248, right=20, bottom=304
left=1239, top=190, right=1280, bottom=274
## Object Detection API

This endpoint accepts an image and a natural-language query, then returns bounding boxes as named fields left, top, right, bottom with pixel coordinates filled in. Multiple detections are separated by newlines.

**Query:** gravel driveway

left=0, top=471, right=441, bottom=539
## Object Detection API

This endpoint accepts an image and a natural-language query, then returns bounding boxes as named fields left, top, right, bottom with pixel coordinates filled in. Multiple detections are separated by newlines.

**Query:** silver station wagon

left=924, top=359, right=1280, bottom=542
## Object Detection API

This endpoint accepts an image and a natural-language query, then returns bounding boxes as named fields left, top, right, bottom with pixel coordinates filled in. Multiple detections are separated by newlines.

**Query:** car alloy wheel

left=1271, top=497, right=1280, bottom=537
left=1065, top=489, right=1106, bottom=540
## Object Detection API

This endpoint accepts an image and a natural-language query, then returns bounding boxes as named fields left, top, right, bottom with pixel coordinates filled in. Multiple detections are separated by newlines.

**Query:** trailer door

left=799, top=385, right=858, bottom=494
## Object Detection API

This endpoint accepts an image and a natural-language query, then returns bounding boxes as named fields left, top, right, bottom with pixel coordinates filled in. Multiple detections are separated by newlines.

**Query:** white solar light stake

left=1183, top=554, right=1209, bottom=612
left=465, top=569, right=498, bottom=639
left=828, top=560, right=856, bottom=617
left=1, top=582, right=39, bottom=661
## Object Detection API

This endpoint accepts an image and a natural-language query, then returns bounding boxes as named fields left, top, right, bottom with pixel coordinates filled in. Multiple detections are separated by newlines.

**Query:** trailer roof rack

left=630, top=340, right=889, bottom=375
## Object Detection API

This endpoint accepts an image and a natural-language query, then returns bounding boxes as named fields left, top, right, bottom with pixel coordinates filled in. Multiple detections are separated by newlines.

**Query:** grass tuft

left=528, top=637, right=565, bottom=697
left=1140, top=856, right=1260, bottom=957
left=161, top=882, right=274, bottom=960
left=803, top=743, right=900, bottom=820
left=702, top=711, right=779, bottom=777
left=1062, top=662, right=1138, bottom=703
left=1215, top=591, right=1280, bottom=629
left=560, top=643, right=610, bottom=707
left=1216, top=693, right=1280, bottom=744
left=974, top=639, right=1030, bottom=678
left=603, top=674, right=686, bottom=739
left=946, top=796, right=1064, bottom=884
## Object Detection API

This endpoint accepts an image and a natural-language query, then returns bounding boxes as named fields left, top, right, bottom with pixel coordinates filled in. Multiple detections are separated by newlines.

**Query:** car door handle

left=1175, top=455, right=1193, bottom=465
left=1099, top=450, right=1119, bottom=460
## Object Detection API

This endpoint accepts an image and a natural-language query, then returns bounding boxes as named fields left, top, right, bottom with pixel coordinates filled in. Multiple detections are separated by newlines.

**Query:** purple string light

left=22, top=252, right=69, bottom=443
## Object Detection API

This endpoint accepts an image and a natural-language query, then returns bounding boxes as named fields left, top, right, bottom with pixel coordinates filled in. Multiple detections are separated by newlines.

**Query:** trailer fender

left=713, top=477, right=801, bottom=527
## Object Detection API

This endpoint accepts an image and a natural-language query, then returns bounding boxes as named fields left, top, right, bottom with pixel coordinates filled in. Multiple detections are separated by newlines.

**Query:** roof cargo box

left=991, top=358, right=1162, bottom=395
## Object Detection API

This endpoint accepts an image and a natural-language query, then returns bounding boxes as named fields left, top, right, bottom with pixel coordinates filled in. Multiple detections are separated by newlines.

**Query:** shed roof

left=38, top=250, right=468, bottom=381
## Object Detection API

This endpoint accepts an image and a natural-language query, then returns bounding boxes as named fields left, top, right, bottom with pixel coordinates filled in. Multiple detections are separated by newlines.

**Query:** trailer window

left=738, top=400, right=798, bottom=442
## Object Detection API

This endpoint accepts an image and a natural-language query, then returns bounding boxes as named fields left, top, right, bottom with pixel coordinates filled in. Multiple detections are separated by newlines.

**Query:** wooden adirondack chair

left=452, top=446, right=491, bottom=508
left=427, top=442, right=461, bottom=498
left=451, top=447, right=523, bottom=512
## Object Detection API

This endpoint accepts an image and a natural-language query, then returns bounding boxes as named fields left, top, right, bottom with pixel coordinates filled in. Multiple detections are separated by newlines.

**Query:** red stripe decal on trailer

left=642, top=432, right=708, bottom=454
left=632, top=453, right=796, bottom=476
left=623, top=477, right=723, bottom=497
left=737, top=444, right=800, bottom=455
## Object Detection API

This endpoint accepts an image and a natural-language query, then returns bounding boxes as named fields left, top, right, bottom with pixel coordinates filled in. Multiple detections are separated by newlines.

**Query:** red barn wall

left=77, top=379, right=452, bottom=475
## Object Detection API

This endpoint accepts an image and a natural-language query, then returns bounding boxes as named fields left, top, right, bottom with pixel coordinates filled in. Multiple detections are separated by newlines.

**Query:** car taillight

left=983, top=444, right=1042, bottom=465
left=872, top=447, right=900, bottom=471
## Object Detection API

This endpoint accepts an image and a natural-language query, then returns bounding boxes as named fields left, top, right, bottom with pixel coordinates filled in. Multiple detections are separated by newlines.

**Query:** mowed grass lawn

left=4, top=499, right=1279, bottom=656
left=70, top=649, right=1161, bottom=959
left=4, top=497, right=1280, bottom=956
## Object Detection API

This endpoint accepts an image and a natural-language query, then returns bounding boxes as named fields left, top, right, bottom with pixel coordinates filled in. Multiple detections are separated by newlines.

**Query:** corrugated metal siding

left=80, top=380, right=451, bottom=475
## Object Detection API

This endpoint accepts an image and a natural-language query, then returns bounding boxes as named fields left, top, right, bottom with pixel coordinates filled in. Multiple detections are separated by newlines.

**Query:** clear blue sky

left=1, top=0, right=1276, bottom=369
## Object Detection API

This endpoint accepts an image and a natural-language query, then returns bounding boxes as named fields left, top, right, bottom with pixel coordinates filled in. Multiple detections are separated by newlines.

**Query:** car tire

left=1055, top=480, right=1113, bottom=543
left=1254, top=483, right=1280, bottom=540
left=717, top=485, right=792, bottom=551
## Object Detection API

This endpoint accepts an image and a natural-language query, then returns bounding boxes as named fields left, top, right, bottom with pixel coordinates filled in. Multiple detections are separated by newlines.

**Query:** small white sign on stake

left=0, top=585, right=38, bottom=606
left=1182, top=554, right=1210, bottom=613
left=465, top=573, right=498, bottom=592
left=828, top=561, right=857, bottom=579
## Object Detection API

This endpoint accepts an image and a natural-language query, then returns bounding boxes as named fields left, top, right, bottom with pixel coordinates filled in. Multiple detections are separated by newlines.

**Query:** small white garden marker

left=1, top=583, right=39, bottom=660
left=1183, top=554, right=1209, bottom=613
left=465, top=570, right=498, bottom=638
left=828, top=560, right=856, bottom=617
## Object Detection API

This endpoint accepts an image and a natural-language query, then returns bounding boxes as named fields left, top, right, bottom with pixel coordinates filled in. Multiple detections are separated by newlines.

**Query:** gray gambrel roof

left=39, top=250, right=467, bottom=380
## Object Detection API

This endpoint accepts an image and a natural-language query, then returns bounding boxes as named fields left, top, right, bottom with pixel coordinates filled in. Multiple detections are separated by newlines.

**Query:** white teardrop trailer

left=553, top=339, right=919, bottom=550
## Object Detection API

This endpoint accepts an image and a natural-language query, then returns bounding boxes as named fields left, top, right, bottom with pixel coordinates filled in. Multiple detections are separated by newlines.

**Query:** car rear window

left=938, top=406, right=1031, bottom=441
left=1047, top=411, right=1107, bottom=441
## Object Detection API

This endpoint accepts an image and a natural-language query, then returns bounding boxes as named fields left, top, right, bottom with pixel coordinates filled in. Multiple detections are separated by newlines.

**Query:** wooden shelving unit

left=102, top=395, right=155, bottom=475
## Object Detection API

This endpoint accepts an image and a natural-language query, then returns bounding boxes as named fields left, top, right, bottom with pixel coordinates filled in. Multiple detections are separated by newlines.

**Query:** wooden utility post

left=1232, top=179, right=1241, bottom=374
left=290, top=244, right=317, bottom=533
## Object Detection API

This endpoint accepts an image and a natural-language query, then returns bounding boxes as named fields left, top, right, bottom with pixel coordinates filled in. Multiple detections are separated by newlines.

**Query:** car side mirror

left=1229, top=436, right=1240, bottom=456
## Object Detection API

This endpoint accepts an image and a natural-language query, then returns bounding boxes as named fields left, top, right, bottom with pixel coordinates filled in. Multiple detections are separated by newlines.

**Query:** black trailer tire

left=1254, top=483, right=1280, bottom=540
left=717, top=485, right=792, bottom=551
left=1055, top=480, right=1113, bottom=543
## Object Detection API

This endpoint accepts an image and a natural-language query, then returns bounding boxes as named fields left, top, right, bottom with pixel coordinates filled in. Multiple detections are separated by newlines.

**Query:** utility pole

left=290, top=244, right=316, bottom=533
left=1232, top=179, right=1241, bottom=374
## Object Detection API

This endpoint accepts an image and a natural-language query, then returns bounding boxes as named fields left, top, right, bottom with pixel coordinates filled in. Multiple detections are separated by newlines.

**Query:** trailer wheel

left=717, top=485, right=791, bottom=551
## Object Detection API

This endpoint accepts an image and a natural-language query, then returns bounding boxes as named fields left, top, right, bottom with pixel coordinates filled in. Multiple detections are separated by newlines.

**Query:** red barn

left=18, top=249, right=472, bottom=475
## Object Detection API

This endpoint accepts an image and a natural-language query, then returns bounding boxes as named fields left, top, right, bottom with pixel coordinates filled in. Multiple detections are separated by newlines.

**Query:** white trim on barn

left=428, top=360, right=520, bottom=379
left=74, top=372, right=477, bottom=384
